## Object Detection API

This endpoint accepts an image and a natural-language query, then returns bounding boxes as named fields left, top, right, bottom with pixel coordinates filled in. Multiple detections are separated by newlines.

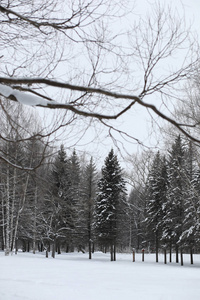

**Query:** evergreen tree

left=50, top=146, right=82, bottom=254
left=81, top=157, right=98, bottom=258
left=95, top=149, right=127, bottom=261
left=50, top=144, right=70, bottom=256
left=68, top=149, right=82, bottom=251
left=128, top=186, right=146, bottom=251
left=162, top=135, right=186, bottom=263
left=144, top=152, right=168, bottom=262
left=179, top=142, right=200, bottom=263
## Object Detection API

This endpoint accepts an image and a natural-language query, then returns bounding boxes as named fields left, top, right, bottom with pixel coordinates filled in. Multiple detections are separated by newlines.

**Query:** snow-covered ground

left=0, top=251, right=200, bottom=300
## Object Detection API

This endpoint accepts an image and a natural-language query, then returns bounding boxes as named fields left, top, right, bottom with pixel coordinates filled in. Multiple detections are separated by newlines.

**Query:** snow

left=0, top=84, right=55, bottom=106
left=0, top=251, right=200, bottom=300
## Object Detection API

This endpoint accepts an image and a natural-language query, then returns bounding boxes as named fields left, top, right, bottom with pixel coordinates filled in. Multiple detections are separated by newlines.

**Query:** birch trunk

left=2, top=196, right=5, bottom=250
left=13, top=173, right=30, bottom=254
left=5, top=166, right=10, bottom=256
left=10, top=167, right=16, bottom=252
left=33, top=185, right=38, bottom=254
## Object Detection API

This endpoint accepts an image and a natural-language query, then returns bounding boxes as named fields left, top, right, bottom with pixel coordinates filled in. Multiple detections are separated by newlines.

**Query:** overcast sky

left=115, top=0, right=200, bottom=156
left=45, top=0, right=200, bottom=166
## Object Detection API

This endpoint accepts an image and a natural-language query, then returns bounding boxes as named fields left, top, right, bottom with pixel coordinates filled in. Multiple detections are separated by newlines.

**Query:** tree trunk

left=52, top=240, right=56, bottom=258
left=88, top=181, right=92, bottom=260
left=110, top=244, right=114, bottom=261
left=2, top=197, right=5, bottom=251
left=114, top=244, right=116, bottom=261
left=169, top=244, right=172, bottom=263
left=92, top=242, right=95, bottom=253
left=1, top=235, right=4, bottom=251
left=190, top=248, right=193, bottom=265
left=57, top=241, right=61, bottom=254
left=12, top=173, right=30, bottom=255
left=27, top=241, right=30, bottom=252
left=5, top=165, right=10, bottom=256
left=180, top=248, right=183, bottom=266
left=33, top=186, right=38, bottom=254
left=15, top=239, right=18, bottom=254
left=22, top=240, right=26, bottom=252
left=156, top=236, right=159, bottom=263
left=176, top=246, right=179, bottom=263
left=10, top=167, right=17, bottom=252
left=164, top=248, right=167, bottom=264
left=89, top=239, right=92, bottom=259
left=129, top=220, right=132, bottom=251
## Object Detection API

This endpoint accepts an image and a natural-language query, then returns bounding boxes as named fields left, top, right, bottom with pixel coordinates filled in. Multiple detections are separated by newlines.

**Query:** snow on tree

left=144, top=152, right=168, bottom=262
left=0, top=101, right=49, bottom=255
left=47, top=146, right=82, bottom=255
left=127, top=186, right=146, bottom=251
left=95, top=149, right=127, bottom=261
left=80, top=157, right=98, bottom=259
left=162, top=135, right=186, bottom=264
left=178, top=142, right=200, bottom=263
left=0, top=1, right=199, bottom=164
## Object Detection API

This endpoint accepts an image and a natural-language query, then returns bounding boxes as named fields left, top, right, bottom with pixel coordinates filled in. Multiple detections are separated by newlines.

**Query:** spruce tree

left=162, top=135, right=186, bottom=263
left=68, top=149, right=81, bottom=251
left=145, top=152, right=168, bottom=262
left=50, top=144, right=69, bottom=256
left=180, top=142, right=200, bottom=264
left=81, top=157, right=97, bottom=259
left=95, top=149, right=127, bottom=261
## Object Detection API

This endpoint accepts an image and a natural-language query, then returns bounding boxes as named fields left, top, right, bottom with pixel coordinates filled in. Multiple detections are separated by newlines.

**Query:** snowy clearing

left=0, top=251, right=200, bottom=300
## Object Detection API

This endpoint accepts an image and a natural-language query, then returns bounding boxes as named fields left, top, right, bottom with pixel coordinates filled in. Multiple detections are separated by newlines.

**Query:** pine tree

left=81, top=157, right=98, bottom=259
left=162, top=135, right=186, bottom=264
left=50, top=144, right=70, bottom=256
left=179, top=142, right=200, bottom=263
left=144, top=152, right=168, bottom=262
left=68, top=149, right=82, bottom=251
left=95, top=149, right=127, bottom=261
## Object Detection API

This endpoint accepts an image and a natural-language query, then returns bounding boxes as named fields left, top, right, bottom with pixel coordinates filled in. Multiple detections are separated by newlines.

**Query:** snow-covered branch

left=1, top=79, right=200, bottom=144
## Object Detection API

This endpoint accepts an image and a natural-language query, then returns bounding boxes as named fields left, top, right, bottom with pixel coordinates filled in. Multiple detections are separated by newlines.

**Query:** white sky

left=117, top=0, right=200, bottom=156
left=36, top=0, right=200, bottom=167
left=88, top=0, right=200, bottom=161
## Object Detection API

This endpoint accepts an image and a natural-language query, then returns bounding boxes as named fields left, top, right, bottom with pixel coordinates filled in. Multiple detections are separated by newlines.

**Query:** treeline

left=1, top=126, right=200, bottom=263
left=137, top=135, right=200, bottom=265
left=0, top=139, right=129, bottom=260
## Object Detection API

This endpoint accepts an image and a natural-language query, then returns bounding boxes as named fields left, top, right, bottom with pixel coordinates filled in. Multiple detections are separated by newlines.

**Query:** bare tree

left=0, top=0, right=199, bottom=156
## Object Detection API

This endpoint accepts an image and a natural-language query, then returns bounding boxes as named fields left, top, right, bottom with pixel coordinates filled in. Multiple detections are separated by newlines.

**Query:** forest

left=1, top=100, right=200, bottom=265
left=0, top=0, right=200, bottom=267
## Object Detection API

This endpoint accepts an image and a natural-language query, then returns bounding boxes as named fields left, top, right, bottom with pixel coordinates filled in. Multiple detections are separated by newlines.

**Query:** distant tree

left=128, top=186, right=146, bottom=251
left=49, top=146, right=82, bottom=255
left=18, top=137, right=51, bottom=254
left=68, top=149, right=81, bottom=251
left=49, top=144, right=70, bottom=256
left=162, top=136, right=186, bottom=264
left=95, top=149, right=127, bottom=261
left=144, top=152, right=168, bottom=262
left=81, top=157, right=98, bottom=259
left=0, top=100, right=51, bottom=255
left=179, top=142, right=200, bottom=264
